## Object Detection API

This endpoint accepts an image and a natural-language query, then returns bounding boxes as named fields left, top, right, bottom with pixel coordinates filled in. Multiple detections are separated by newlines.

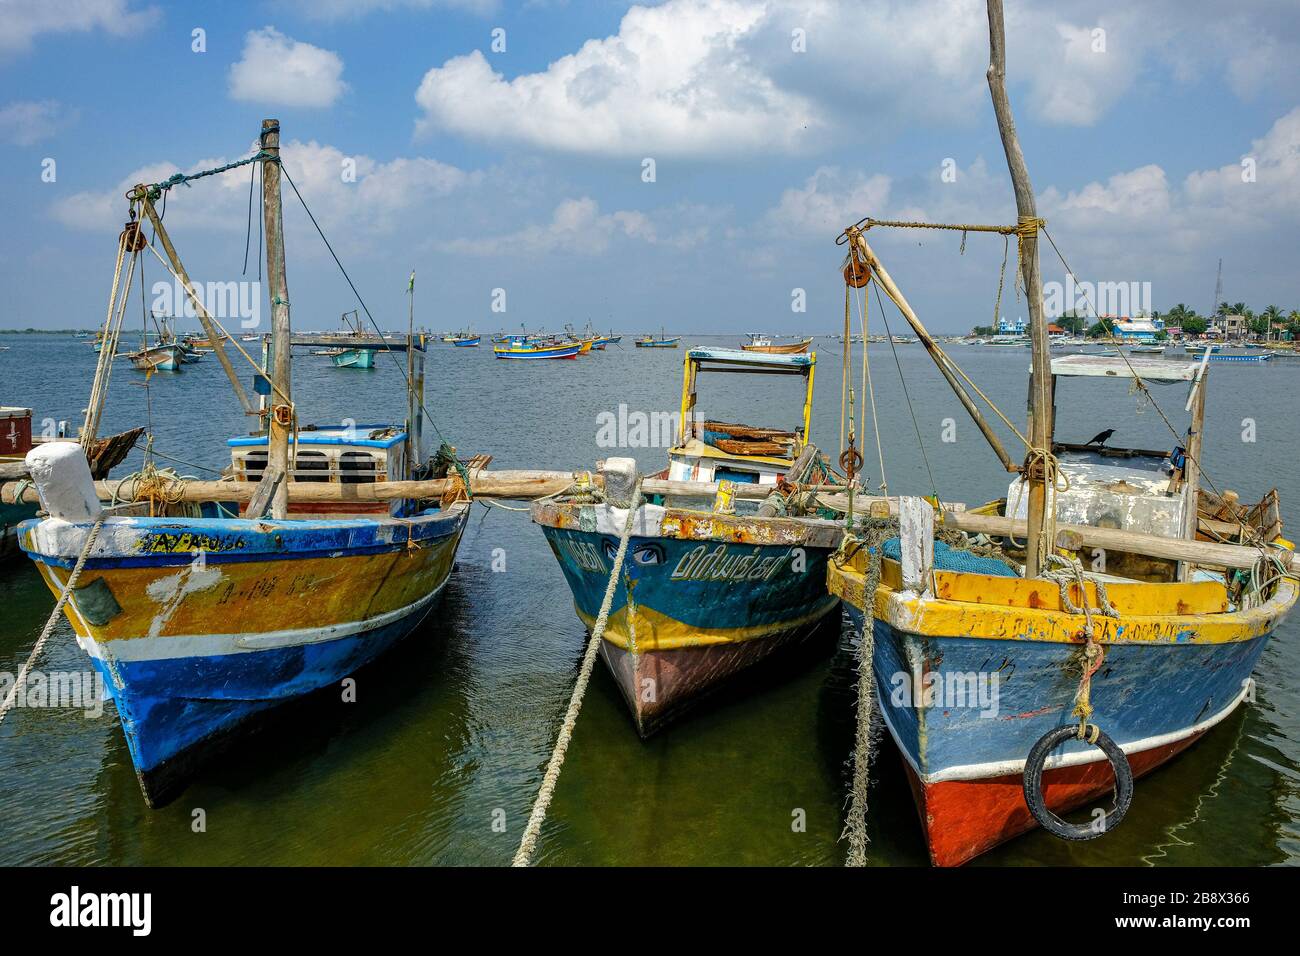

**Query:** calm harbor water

left=2, top=330, right=1298, bottom=866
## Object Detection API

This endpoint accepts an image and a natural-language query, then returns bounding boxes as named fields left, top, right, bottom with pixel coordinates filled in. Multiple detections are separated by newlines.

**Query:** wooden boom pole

left=986, top=0, right=1053, bottom=576
left=137, top=197, right=256, bottom=416
left=260, top=118, right=292, bottom=520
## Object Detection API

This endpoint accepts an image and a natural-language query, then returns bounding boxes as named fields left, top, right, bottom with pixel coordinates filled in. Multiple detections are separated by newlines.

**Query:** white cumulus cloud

left=415, top=0, right=821, bottom=158
left=229, top=27, right=348, bottom=108
left=0, top=100, right=75, bottom=145
left=0, top=0, right=157, bottom=55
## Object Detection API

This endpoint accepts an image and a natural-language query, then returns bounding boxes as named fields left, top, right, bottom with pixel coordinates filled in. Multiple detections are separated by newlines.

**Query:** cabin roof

left=688, top=347, right=814, bottom=371
left=229, top=424, right=405, bottom=449
left=1045, top=354, right=1202, bottom=382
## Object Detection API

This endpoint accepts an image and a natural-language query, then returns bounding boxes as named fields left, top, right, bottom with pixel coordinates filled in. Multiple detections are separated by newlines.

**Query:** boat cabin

left=665, top=348, right=815, bottom=496
left=229, top=423, right=407, bottom=515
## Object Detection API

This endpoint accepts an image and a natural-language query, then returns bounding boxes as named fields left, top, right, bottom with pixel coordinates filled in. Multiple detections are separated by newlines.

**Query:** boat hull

left=740, top=338, right=813, bottom=354
left=331, top=347, right=376, bottom=368
left=829, top=555, right=1298, bottom=866
left=18, top=503, right=469, bottom=805
left=493, top=343, right=580, bottom=359
left=533, top=502, right=841, bottom=735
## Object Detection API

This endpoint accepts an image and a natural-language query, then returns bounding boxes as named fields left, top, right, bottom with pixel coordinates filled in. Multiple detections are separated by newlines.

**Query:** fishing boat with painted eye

left=826, top=3, right=1297, bottom=869
left=13, top=120, right=476, bottom=807
left=532, top=347, right=844, bottom=735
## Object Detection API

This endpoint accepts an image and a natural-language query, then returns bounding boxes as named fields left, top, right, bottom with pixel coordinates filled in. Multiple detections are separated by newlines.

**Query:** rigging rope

left=513, top=481, right=643, bottom=866
left=0, top=517, right=106, bottom=727
left=870, top=279, right=940, bottom=502
left=143, top=147, right=277, bottom=202
left=277, top=161, right=453, bottom=451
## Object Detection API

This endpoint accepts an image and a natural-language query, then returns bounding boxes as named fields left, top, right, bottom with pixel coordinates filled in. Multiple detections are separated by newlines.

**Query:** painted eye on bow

left=631, top=544, right=664, bottom=566
left=602, top=539, right=618, bottom=561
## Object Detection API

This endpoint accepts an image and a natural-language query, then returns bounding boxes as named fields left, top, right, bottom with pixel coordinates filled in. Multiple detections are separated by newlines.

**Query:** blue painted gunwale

left=19, top=508, right=462, bottom=570
left=540, top=525, right=838, bottom=635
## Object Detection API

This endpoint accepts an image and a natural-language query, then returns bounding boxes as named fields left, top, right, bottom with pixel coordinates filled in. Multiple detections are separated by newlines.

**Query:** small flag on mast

left=407, top=270, right=415, bottom=293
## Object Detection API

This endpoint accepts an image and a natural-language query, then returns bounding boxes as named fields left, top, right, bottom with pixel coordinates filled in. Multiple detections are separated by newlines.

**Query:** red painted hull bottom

left=904, top=730, right=1207, bottom=867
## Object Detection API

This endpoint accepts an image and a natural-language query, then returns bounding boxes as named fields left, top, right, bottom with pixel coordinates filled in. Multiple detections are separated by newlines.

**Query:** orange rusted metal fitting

left=120, top=219, right=146, bottom=253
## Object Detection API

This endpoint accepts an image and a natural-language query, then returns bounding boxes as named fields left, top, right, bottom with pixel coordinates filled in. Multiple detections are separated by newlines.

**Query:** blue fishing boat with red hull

left=828, top=236, right=1297, bottom=867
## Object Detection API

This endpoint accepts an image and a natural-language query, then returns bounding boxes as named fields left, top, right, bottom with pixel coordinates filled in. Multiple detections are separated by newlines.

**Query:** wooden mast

left=260, top=118, right=292, bottom=520
left=986, top=0, right=1053, bottom=576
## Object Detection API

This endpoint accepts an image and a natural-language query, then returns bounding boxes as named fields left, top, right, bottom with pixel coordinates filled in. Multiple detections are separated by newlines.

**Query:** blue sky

left=2, top=0, right=1298, bottom=335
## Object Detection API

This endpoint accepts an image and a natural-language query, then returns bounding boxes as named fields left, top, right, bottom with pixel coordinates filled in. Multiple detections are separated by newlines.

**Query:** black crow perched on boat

left=1085, top=428, right=1115, bottom=447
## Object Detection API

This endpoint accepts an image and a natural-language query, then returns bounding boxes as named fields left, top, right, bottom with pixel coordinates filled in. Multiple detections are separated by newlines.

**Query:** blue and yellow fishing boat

left=634, top=328, right=680, bottom=348
left=532, top=347, right=842, bottom=734
left=828, top=214, right=1297, bottom=866
left=493, top=335, right=581, bottom=359
left=15, top=119, right=474, bottom=805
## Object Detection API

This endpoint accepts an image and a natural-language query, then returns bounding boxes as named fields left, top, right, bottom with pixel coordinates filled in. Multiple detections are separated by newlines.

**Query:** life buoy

left=1022, top=723, right=1133, bottom=841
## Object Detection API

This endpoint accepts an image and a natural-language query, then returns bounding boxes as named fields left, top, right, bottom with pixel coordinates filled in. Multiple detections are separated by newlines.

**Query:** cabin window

left=293, top=450, right=330, bottom=483
left=239, top=450, right=268, bottom=482
left=339, top=451, right=380, bottom=484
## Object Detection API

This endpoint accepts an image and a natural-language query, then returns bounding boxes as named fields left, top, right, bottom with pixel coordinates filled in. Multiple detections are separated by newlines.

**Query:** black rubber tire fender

left=1022, top=723, right=1134, bottom=841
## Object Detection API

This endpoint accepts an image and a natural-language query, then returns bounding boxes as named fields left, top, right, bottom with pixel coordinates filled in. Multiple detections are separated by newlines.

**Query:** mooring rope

left=512, top=481, right=642, bottom=867
left=0, top=516, right=106, bottom=727
left=840, top=517, right=897, bottom=866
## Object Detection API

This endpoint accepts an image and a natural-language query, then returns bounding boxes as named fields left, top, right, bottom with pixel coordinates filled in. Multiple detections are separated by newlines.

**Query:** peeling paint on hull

left=19, top=504, right=469, bottom=805
left=838, top=557, right=1297, bottom=865
left=535, top=506, right=840, bottom=735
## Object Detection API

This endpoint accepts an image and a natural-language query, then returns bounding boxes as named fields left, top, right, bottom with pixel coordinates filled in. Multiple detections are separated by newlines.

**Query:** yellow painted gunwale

left=32, top=536, right=460, bottom=643
left=827, top=554, right=1298, bottom=646
left=576, top=600, right=837, bottom=651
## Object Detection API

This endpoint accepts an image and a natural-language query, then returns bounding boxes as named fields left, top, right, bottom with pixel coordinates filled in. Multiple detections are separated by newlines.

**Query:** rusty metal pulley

left=120, top=218, right=146, bottom=253
left=839, top=446, right=863, bottom=479
left=843, top=249, right=871, bottom=288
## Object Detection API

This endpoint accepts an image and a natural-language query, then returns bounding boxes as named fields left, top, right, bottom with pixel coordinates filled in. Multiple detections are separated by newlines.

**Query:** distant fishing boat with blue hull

left=635, top=329, right=680, bottom=348
left=533, top=347, right=843, bottom=734
left=15, top=119, right=477, bottom=806
left=493, top=336, right=581, bottom=359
